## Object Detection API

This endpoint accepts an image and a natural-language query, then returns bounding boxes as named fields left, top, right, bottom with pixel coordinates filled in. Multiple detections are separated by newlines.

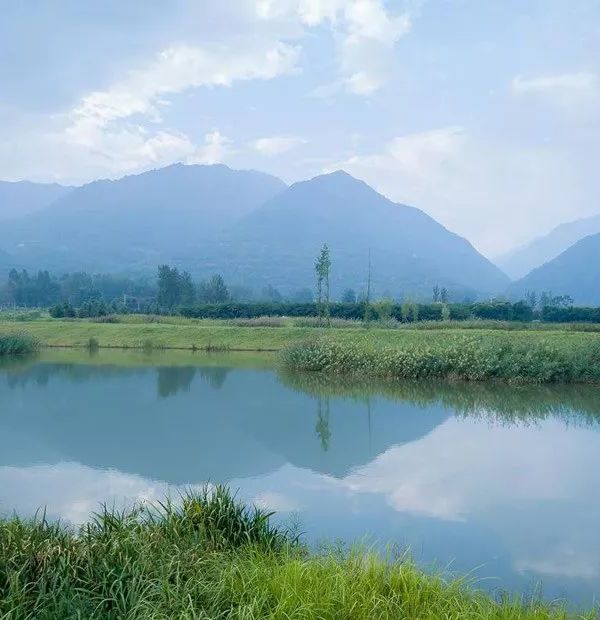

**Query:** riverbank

left=2, top=318, right=600, bottom=383
left=1, top=487, right=593, bottom=619
left=1, top=317, right=599, bottom=350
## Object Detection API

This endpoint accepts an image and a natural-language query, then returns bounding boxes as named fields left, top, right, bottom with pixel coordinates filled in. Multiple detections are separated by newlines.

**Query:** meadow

left=0, top=487, right=594, bottom=620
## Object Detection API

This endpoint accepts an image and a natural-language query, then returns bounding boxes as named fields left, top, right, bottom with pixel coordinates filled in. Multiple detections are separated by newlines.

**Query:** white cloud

left=511, top=71, right=600, bottom=107
left=326, top=126, right=593, bottom=255
left=259, top=0, right=414, bottom=96
left=0, top=39, right=300, bottom=183
left=69, top=42, right=300, bottom=135
left=0, top=462, right=207, bottom=525
left=253, top=135, right=307, bottom=156
left=188, top=130, right=233, bottom=164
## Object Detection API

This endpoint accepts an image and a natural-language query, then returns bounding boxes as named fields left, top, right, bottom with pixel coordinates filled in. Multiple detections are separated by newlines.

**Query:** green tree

left=314, top=243, right=331, bottom=326
left=524, top=290, right=537, bottom=310
left=432, top=285, right=440, bottom=303
left=374, top=297, right=393, bottom=322
left=198, top=274, right=229, bottom=303
left=363, top=249, right=374, bottom=325
left=157, top=265, right=182, bottom=309
left=401, top=298, right=419, bottom=322
left=180, top=271, right=196, bottom=305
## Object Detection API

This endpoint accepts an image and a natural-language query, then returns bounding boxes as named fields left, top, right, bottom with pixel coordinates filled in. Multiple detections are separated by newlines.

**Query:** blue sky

left=0, top=0, right=598, bottom=256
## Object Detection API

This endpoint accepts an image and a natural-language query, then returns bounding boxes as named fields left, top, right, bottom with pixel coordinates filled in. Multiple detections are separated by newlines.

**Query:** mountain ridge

left=498, top=213, right=600, bottom=279
left=0, top=180, right=73, bottom=220
left=508, top=232, right=600, bottom=305
left=0, top=164, right=509, bottom=299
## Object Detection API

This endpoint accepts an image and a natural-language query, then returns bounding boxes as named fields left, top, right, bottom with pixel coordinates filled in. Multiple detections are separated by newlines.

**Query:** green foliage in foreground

left=0, top=332, right=39, bottom=355
left=0, top=488, right=592, bottom=619
left=281, top=335, right=600, bottom=383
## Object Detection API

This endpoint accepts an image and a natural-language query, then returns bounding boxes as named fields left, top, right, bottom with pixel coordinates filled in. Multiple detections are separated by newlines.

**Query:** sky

left=0, top=0, right=598, bottom=257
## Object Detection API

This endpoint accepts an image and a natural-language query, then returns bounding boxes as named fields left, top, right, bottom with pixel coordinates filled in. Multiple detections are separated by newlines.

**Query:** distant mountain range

left=509, top=232, right=600, bottom=305
left=0, top=165, right=509, bottom=299
left=0, top=164, right=285, bottom=274
left=206, top=170, right=508, bottom=297
left=497, top=214, right=600, bottom=280
left=0, top=180, right=73, bottom=221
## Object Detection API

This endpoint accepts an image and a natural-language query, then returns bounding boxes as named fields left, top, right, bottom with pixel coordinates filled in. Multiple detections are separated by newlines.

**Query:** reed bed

left=0, top=487, right=591, bottom=619
left=280, top=335, right=600, bottom=383
left=0, top=332, right=40, bottom=355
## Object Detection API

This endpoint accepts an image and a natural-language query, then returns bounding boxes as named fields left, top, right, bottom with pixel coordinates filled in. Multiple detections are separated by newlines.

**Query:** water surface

left=2, top=350, right=600, bottom=607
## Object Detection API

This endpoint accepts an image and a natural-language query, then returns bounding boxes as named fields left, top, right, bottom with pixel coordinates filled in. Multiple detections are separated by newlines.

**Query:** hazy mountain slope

left=508, top=233, right=600, bottom=305
left=0, top=180, right=72, bottom=220
left=0, top=164, right=286, bottom=272
left=203, top=171, right=509, bottom=298
left=498, top=214, right=600, bottom=279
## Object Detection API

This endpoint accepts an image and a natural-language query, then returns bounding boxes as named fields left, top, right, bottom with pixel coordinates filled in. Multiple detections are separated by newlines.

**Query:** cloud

left=252, top=135, right=307, bottom=156
left=69, top=43, right=300, bottom=133
left=511, top=71, right=599, bottom=107
left=0, top=38, right=300, bottom=183
left=0, top=462, right=207, bottom=525
left=325, top=126, right=594, bottom=255
left=259, top=0, right=414, bottom=96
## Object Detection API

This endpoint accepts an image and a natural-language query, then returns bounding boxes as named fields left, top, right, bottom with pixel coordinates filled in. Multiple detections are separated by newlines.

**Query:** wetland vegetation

left=0, top=487, right=594, bottom=620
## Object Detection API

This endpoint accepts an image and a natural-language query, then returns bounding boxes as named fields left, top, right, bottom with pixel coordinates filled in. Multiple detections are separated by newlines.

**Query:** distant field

left=0, top=317, right=599, bottom=353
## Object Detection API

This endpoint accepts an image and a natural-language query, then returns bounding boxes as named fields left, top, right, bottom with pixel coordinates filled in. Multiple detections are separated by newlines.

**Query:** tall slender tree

left=314, top=243, right=331, bottom=326
left=363, top=249, right=374, bottom=325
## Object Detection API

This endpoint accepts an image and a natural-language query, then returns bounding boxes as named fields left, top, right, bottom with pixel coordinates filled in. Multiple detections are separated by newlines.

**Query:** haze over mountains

left=1, top=162, right=599, bottom=302
left=498, top=214, right=600, bottom=280
left=509, top=233, right=600, bottom=306
left=211, top=170, right=508, bottom=297
left=0, top=164, right=509, bottom=299
left=0, top=164, right=285, bottom=274
left=0, top=180, right=73, bottom=220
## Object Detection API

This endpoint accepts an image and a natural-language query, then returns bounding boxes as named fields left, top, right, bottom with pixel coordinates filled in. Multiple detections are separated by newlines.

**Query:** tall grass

left=0, top=487, right=592, bottom=619
left=280, top=336, right=600, bottom=383
left=0, top=332, right=40, bottom=355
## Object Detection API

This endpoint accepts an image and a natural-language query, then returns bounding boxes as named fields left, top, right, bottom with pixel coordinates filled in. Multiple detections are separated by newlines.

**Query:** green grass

left=2, top=318, right=600, bottom=383
left=0, top=332, right=40, bottom=355
left=0, top=487, right=593, bottom=619
left=281, top=334, right=600, bottom=383
left=2, top=317, right=600, bottom=351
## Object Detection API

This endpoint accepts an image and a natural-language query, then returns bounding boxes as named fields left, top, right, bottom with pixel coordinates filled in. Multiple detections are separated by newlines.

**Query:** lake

left=2, top=349, right=600, bottom=607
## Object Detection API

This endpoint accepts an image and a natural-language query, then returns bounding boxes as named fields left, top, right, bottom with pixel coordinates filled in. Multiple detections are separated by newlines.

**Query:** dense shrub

left=49, top=302, right=76, bottom=318
left=0, top=332, right=40, bottom=355
left=542, top=305, right=600, bottom=323
left=179, top=301, right=541, bottom=323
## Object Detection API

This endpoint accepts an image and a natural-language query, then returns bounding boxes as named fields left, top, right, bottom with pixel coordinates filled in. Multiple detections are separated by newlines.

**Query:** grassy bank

left=3, top=318, right=600, bottom=383
left=281, top=335, right=600, bottom=383
left=0, top=488, right=592, bottom=619
left=2, top=317, right=600, bottom=351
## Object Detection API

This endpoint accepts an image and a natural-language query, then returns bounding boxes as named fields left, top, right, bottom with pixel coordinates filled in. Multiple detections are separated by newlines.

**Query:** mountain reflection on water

left=1, top=350, right=600, bottom=606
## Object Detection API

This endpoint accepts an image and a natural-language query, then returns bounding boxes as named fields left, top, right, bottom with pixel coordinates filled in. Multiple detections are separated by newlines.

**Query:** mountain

left=508, top=233, right=600, bottom=305
left=199, top=171, right=509, bottom=298
left=0, top=164, right=286, bottom=273
left=497, top=214, right=600, bottom=279
left=0, top=166, right=508, bottom=298
left=0, top=180, right=73, bottom=220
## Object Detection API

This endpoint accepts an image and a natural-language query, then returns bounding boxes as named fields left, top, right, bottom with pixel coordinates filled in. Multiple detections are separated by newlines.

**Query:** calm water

left=2, top=350, right=600, bottom=607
